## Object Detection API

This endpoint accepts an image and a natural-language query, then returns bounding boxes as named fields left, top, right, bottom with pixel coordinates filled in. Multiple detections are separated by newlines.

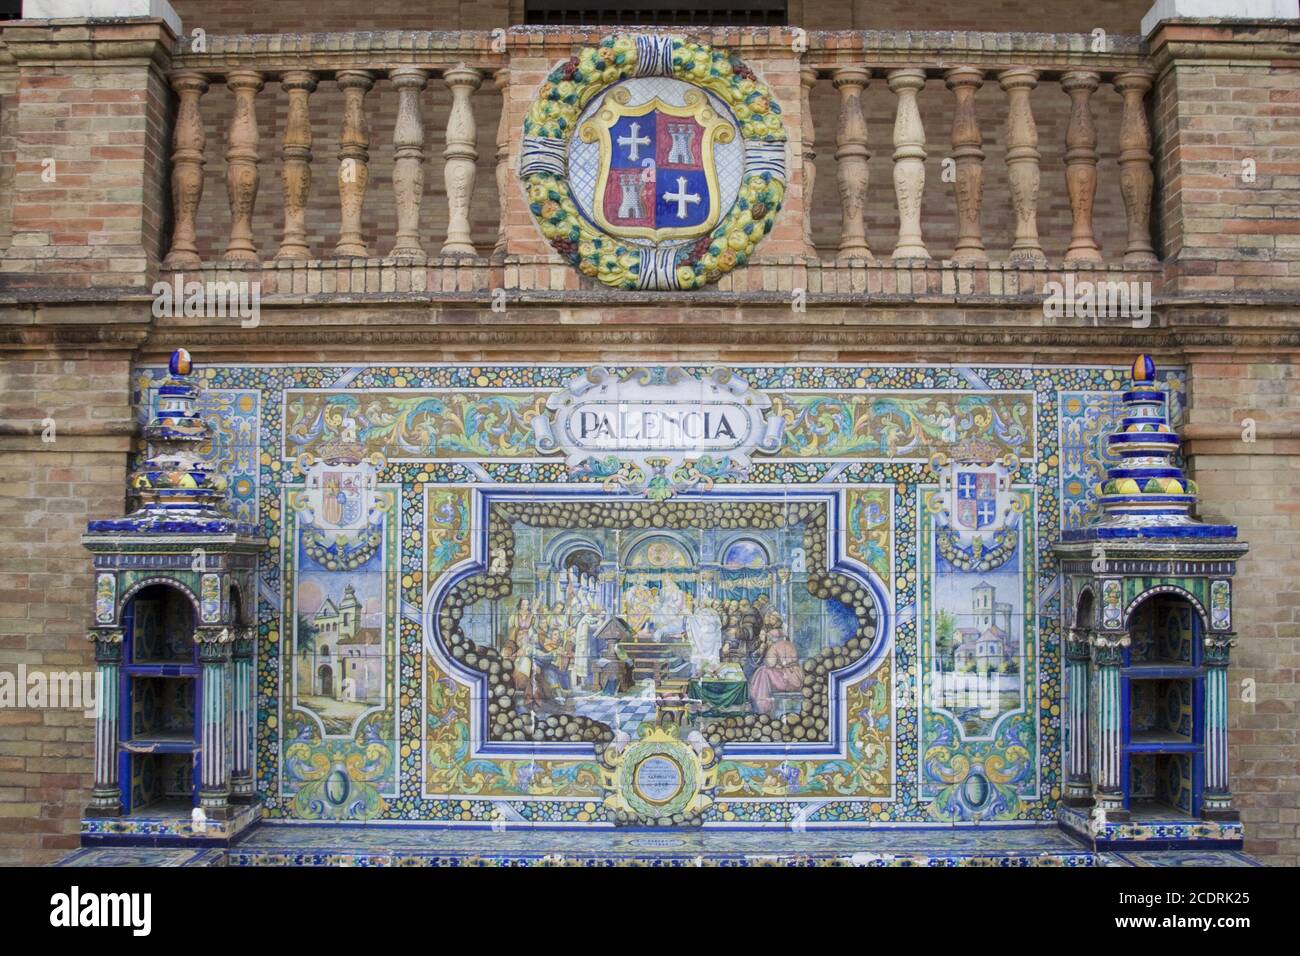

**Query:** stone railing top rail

left=3, top=18, right=1297, bottom=72
left=144, top=27, right=1153, bottom=77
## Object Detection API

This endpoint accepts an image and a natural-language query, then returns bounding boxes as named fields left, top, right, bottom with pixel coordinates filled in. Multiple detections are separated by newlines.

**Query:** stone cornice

left=113, top=323, right=1300, bottom=362
left=4, top=292, right=1300, bottom=357
left=163, top=26, right=1150, bottom=79
left=803, top=30, right=1148, bottom=75
left=170, top=29, right=504, bottom=76
left=0, top=320, right=150, bottom=352
left=1, top=18, right=176, bottom=70
left=1147, top=19, right=1300, bottom=75
left=8, top=288, right=1300, bottom=311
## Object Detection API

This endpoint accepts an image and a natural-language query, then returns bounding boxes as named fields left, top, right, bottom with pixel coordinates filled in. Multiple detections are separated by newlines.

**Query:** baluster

left=1063, top=71, right=1102, bottom=264
left=222, top=70, right=263, bottom=263
left=441, top=64, right=482, bottom=257
left=800, top=66, right=818, bottom=253
left=945, top=67, right=986, bottom=262
left=999, top=68, right=1045, bottom=264
left=1115, top=71, right=1158, bottom=267
left=334, top=69, right=374, bottom=258
left=389, top=67, right=429, bottom=258
left=888, top=68, right=929, bottom=260
left=163, top=71, right=208, bottom=269
left=493, top=67, right=511, bottom=258
left=275, top=70, right=316, bottom=260
left=833, top=66, right=871, bottom=260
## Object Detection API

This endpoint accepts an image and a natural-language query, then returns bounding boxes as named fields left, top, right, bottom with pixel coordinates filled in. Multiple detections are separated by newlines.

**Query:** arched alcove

left=1121, top=590, right=1205, bottom=820
left=1074, top=587, right=1094, bottom=635
left=119, top=583, right=202, bottom=814
left=123, top=582, right=197, bottom=666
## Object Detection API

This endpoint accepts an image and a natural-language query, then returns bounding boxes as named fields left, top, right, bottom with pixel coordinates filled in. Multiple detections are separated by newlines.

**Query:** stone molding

left=1146, top=19, right=1300, bottom=73
left=1, top=18, right=175, bottom=67
left=21, top=322, right=1287, bottom=359
left=159, top=28, right=1151, bottom=77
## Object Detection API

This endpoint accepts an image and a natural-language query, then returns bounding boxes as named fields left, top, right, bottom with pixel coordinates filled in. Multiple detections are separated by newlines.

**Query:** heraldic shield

left=298, top=457, right=382, bottom=533
left=579, top=87, right=735, bottom=244
left=955, top=465, right=1000, bottom=531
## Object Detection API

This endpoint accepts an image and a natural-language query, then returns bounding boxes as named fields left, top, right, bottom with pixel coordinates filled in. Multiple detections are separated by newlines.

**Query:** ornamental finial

left=86, top=348, right=243, bottom=534
left=169, top=347, right=192, bottom=377
left=1094, top=355, right=1196, bottom=527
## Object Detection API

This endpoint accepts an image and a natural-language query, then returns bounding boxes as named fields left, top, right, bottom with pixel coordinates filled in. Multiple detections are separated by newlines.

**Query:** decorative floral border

left=520, top=35, right=787, bottom=290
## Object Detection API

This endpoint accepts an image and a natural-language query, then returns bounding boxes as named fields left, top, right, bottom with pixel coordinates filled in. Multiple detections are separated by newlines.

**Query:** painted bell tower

left=1055, top=355, right=1248, bottom=849
left=82, top=349, right=266, bottom=844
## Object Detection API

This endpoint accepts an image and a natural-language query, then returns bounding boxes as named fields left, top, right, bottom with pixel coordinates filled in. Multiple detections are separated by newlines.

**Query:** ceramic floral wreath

left=519, top=35, right=788, bottom=291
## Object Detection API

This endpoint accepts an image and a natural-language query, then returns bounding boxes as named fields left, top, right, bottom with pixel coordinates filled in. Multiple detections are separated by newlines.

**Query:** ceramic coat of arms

left=520, top=35, right=788, bottom=290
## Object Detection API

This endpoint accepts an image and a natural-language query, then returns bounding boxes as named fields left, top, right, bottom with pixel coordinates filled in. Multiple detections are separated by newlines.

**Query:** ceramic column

left=87, top=629, right=124, bottom=816
left=163, top=72, right=208, bottom=269
left=230, top=629, right=255, bottom=803
left=1064, top=628, right=1093, bottom=805
left=833, top=66, right=871, bottom=260
left=1091, top=631, right=1130, bottom=816
left=1202, top=632, right=1237, bottom=819
left=198, top=635, right=233, bottom=818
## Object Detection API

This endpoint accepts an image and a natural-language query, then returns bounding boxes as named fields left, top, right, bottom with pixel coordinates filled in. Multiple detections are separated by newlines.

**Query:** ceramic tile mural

left=128, top=361, right=1186, bottom=827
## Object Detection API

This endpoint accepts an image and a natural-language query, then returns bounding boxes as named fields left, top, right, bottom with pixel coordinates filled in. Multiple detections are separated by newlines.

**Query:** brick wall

left=0, top=67, right=17, bottom=253
left=1185, top=353, right=1300, bottom=866
left=1153, top=22, right=1300, bottom=293
left=1157, top=29, right=1300, bottom=862
left=1, top=21, right=174, bottom=290
left=0, top=354, right=134, bottom=865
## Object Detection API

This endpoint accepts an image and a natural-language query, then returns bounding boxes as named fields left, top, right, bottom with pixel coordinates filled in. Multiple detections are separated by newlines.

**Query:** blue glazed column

left=197, top=633, right=234, bottom=818
left=1064, top=628, right=1093, bottom=806
left=230, top=629, right=255, bottom=803
left=1201, top=632, right=1237, bottom=820
left=87, top=629, right=124, bottom=816
left=1090, top=632, right=1130, bottom=818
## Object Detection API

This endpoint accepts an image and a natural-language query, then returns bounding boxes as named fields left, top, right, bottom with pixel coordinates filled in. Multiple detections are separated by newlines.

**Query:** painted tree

left=935, top=609, right=957, bottom=670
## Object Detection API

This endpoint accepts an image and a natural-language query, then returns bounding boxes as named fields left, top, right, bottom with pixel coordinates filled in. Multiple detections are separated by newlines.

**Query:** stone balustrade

left=163, top=59, right=496, bottom=270
left=807, top=57, right=1155, bottom=269
left=155, top=28, right=1160, bottom=289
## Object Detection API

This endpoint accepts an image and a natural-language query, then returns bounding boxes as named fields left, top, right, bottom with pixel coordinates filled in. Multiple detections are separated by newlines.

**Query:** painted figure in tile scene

left=467, top=515, right=866, bottom=735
